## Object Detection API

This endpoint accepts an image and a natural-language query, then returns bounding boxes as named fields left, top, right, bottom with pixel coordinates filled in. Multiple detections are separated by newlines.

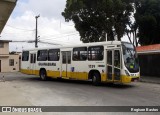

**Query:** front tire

left=40, top=69, right=47, bottom=81
left=92, top=72, right=101, bottom=86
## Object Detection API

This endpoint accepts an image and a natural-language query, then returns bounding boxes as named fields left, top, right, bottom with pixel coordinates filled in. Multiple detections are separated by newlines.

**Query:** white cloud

left=15, top=0, right=66, bottom=19
left=1, top=0, right=81, bottom=52
left=28, top=0, right=66, bottom=19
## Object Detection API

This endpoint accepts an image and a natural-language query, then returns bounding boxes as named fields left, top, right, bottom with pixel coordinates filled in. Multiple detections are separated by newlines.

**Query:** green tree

left=62, top=0, right=134, bottom=43
left=134, top=0, right=160, bottom=45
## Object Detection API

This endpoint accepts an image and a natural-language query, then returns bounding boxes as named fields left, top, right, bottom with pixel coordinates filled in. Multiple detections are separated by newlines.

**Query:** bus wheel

left=92, top=72, right=101, bottom=86
left=40, top=69, right=47, bottom=81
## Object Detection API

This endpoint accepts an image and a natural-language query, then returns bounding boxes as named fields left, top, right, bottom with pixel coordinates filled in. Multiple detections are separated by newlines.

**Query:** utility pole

left=35, top=15, right=40, bottom=48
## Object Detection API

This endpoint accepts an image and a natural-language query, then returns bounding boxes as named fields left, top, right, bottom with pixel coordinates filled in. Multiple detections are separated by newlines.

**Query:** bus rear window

left=22, top=51, right=29, bottom=61
left=88, top=46, right=104, bottom=61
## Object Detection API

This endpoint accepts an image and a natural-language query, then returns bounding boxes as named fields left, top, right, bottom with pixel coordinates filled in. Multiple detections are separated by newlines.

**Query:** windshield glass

left=122, top=42, right=139, bottom=73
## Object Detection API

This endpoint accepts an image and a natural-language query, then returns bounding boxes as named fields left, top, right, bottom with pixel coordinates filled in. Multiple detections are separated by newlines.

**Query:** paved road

left=0, top=72, right=160, bottom=114
left=1, top=72, right=160, bottom=106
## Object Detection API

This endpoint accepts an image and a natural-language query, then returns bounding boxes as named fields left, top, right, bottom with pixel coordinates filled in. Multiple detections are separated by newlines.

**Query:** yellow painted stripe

left=47, top=70, right=60, bottom=78
left=102, top=74, right=140, bottom=83
left=101, top=73, right=107, bottom=82
left=121, top=75, right=140, bottom=83
left=61, top=71, right=88, bottom=80
left=21, top=69, right=139, bottom=83
left=21, top=69, right=32, bottom=75
left=21, top=69, right=39, bottom=75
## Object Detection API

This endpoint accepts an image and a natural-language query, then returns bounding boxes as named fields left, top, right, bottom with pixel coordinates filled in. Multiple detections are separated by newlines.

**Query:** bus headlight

left=125, top=70, right=130, bottom=76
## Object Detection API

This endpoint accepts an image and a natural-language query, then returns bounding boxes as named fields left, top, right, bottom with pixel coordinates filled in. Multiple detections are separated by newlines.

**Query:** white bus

left=21, top=41, right=140, bottom=85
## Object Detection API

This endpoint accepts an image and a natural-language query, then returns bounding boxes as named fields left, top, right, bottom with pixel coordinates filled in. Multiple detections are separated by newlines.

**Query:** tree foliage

left=62, top=0, right=134, bottom=43
left=134, top=0, right=160, bottom=45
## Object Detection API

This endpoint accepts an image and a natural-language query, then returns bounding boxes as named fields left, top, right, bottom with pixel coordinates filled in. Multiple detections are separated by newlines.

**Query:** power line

left=40, top=30, right=78, bottom=38
left=12, top=40, right=35, bottom=43
left=41, top=33, right=79, bottom=41
left=39, top=41, right=62, bottom=46
left=41, top=38, right=78, bottom=44
left=2, top=32, right=79, bottom=43
left=40, top=38, right=79, bottom=45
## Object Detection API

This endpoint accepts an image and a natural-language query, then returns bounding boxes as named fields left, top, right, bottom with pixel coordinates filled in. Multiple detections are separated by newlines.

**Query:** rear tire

left=40, top=69, right=47, bottom=81
left=92, top=72, right=101, bottom=86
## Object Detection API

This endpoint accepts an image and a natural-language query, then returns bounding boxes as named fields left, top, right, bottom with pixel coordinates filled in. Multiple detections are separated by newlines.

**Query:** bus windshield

left=122, top=42, right=139, bottom=73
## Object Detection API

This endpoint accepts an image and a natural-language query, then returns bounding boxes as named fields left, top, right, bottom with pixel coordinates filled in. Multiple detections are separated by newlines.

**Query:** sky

left=1, top=0, right=81, bottom=52
left=1, top=0, right=128, bottom=52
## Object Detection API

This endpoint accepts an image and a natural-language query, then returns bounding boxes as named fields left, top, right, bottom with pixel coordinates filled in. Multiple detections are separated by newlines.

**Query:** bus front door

left=107, top=50, right=121, bottom=82
left=30, top=53, right=36, bottom=75
left=61, top=51, right=71, bottom=78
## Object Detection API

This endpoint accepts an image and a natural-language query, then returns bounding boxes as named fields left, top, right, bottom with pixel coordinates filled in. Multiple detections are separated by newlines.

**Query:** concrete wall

left=9, top=54, right=19, bottom=72
left=0, top=42, right=9, bottom=54
left=0, top=42, right=20, bottom=72
left=0, top=57, right=9, bottom=72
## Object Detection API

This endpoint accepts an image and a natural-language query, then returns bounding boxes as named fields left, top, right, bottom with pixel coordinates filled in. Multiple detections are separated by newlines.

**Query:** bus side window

left=48, top=49, right=60, bottom=61
left=107, top=51, right=112, bottom=65
left=62, top=52, right=66, bottom=64
left=37, top=50, right=48, bottom=61
left=114, top=50, right=120, bottom=68
left=88, top=46, right=104, bottom=61
left=22, top=51, right=29, bottom=61
left=73, top=50, right=79, bottom=60
left=73, top=47, right=87, bottom=61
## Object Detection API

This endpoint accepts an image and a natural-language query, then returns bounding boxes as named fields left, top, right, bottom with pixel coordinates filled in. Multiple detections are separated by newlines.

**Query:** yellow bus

left=21, top=41, right=140, bottom=85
